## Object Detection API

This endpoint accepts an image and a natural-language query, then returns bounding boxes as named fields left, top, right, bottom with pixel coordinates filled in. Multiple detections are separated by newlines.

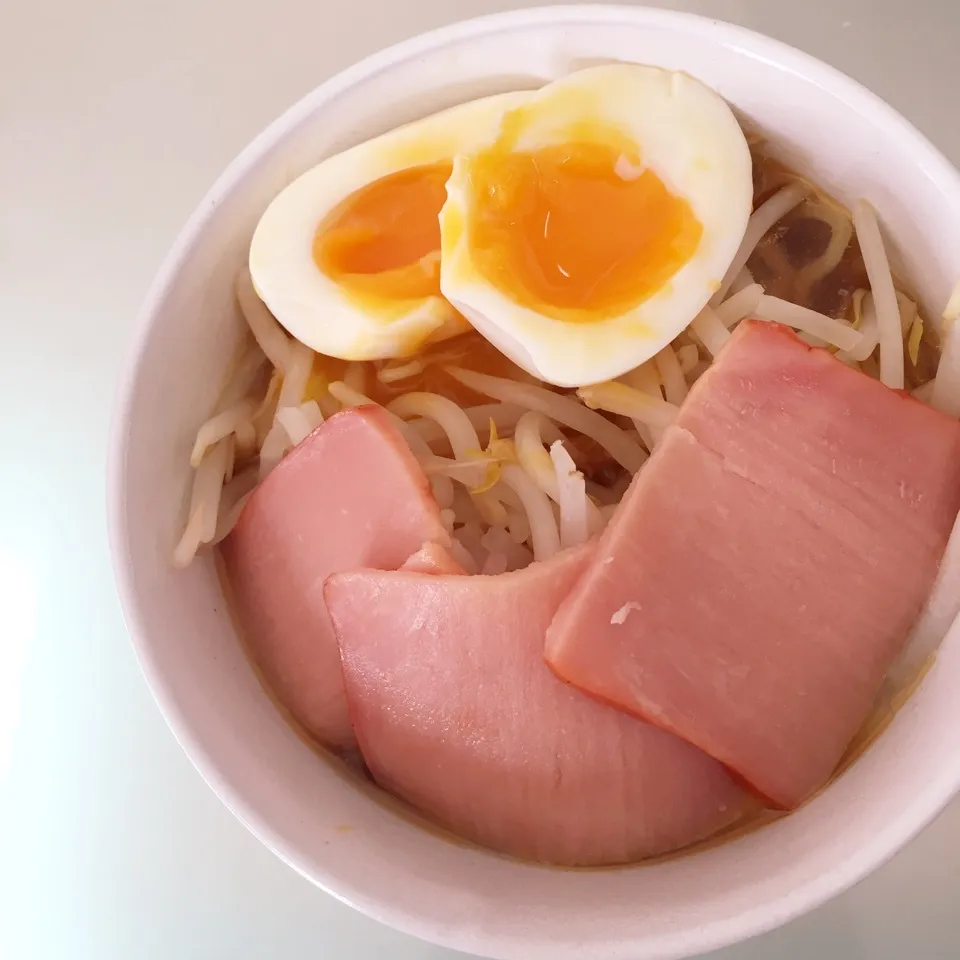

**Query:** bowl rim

left=107, top=6, right=960, bottom=959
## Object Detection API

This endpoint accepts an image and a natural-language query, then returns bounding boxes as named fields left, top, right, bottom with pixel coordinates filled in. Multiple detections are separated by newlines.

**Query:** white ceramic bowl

left=108, top=6, right=960, bottom=959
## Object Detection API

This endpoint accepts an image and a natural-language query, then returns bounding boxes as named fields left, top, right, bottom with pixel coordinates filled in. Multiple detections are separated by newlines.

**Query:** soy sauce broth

left=748, top=147, right=940, bottom=388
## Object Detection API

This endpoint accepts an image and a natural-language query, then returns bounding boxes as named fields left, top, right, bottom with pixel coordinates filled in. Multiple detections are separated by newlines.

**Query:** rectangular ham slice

left=546, top=321, right=960, bottom=809
left=326, top=544, right=748, bottom=866
left=221, top=406, right=448, bottom=752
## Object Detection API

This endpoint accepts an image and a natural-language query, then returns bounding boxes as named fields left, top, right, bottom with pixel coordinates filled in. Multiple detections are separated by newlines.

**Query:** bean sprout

left=753, top=296, right=862, bottom=352
left=276, top=400, right=324, bottom=446
left=550, top=441, right=589, bottom=549
left=690, top=305, right=732, bottom=357
left=854, top=200, right=904, bottom=389
left=445, top=367, right=647, bottom=473
left=578, top=381, right=679, bottom=433
left=500, top=464, right=560, bottom=561
left=173, top=437, right=233, bottom=566
left=236, top=267, right=293, bottom=372
left=716, top=283, right=764, bottom=328
left=191, top=399, right=257, bottom=467
left=838, top=292, right=879, bottom=364
left=654, top=345, right=688, bottom=405
left=387, top=393, right=482, bottom=460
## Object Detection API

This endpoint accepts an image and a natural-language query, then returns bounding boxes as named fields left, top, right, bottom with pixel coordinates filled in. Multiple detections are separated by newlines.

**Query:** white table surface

left=3, top=1, right=960, bottom=957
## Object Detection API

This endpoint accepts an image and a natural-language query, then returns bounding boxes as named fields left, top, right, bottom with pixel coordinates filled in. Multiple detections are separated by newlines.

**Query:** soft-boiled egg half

left=249, top=90, right=531, bottom=360
left=440, top=64, right=753, bottom=386
left=249, top=64, right=753, bottom=384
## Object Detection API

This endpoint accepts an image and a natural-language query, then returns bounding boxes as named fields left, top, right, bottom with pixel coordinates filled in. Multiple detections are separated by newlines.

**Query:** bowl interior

left=110, top=7, right=960, bottom=960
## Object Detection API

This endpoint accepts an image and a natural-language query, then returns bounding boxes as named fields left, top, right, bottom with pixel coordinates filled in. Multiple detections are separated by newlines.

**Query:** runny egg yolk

left=465, top=141, right=703, bottom=322
left=313, top=162, right=451, bottom=303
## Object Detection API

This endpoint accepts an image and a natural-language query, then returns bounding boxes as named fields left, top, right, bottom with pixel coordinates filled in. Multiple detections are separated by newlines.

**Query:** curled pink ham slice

left=326, top=544, right=747, bottom=866
left=221, top=407, right=448, bottom=752
left=547, top=321, right=960, bottom=809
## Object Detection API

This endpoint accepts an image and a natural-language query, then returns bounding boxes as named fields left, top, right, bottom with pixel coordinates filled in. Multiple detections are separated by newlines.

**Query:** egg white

left=249, top=91, right=531, bottom=361
left=438, top=64, right=754, bottom=387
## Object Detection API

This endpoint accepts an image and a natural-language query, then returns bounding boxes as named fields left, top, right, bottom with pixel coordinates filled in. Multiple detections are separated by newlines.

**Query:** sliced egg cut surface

left=313, top=162, right=452, bottom=303
left=439, top=65, right=754, bottom=386
left=249, top=91, right=530, bottom=361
